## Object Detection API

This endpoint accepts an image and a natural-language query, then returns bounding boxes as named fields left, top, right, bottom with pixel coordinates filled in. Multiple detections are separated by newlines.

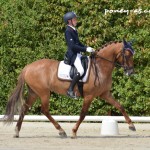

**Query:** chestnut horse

left=4, top=39, right=136, bottom=138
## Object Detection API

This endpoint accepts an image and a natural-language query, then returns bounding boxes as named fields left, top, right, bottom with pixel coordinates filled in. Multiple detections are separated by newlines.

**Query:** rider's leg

left=67, top=54, right=84, bottom=99
left=74, top=54, right=84, bottom=77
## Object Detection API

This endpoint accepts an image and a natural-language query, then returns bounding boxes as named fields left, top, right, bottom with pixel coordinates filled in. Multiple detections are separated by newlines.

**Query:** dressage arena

left=0, top=121, right=150, bottom=150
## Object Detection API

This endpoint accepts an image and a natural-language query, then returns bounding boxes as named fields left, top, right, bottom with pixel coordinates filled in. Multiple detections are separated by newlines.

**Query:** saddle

left=70, top=56, right=89, bottom=80
left=58, top=56, right=90, bottom=83
left=57, top=56, right=91, bottom=97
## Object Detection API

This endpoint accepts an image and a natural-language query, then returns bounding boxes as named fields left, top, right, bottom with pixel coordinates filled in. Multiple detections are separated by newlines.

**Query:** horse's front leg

left=72, top=96, right=93, bottom=138
left=100, top=91, right=136, bottom=131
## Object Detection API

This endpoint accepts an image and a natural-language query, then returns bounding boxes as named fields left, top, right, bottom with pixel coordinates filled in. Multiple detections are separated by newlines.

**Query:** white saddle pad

left=57, top=57, right=91, bottom=82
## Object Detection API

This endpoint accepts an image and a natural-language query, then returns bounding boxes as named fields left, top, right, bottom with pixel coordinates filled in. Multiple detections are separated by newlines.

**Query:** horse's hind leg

left=40, top=93, right=67, bottom=138
left=14, top=88, right=37, bottom=138
left=101, top=91, right=136, bottom=131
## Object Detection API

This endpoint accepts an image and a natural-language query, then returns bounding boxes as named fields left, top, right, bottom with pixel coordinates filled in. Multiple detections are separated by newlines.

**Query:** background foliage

left=0, top=0, right=149, bottom=116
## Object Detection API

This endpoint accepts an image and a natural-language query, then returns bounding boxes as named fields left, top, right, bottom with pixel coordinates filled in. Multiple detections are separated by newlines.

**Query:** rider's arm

left=65, top=31, right=87, bottom=53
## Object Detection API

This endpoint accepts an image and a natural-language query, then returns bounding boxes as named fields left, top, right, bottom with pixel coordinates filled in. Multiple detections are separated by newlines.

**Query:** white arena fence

left=0, top=115, right=150, bottom=122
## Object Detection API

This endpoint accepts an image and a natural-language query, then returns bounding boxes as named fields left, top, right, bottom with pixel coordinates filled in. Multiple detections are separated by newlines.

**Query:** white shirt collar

left=68, top=25, right=76, bottom=31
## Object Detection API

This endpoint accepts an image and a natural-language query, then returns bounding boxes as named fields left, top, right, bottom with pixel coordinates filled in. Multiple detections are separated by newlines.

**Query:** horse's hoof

left=71, top=133, right=77, bottom=139
left=59, top=131, right=67, bottom=138
left=129, top=125, right=136, bottom=131
left=71, top=135, right=77, bottom=139
left=13, top=135, right=19, bottom=138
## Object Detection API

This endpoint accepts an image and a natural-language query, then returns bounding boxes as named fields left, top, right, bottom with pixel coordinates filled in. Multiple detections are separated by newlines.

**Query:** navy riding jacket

left=65, top=25, right=87, bottom=65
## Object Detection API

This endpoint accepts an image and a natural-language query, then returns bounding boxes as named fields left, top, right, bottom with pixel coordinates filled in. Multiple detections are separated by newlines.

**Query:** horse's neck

left=90, top=43, right=122, bottom=86
left=100, top=44, right=119, bottom=59
left=96, top=43, right=122, bottom=75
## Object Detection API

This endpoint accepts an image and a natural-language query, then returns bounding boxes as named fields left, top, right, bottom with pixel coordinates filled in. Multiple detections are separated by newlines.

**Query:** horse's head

left=116, top=39, right=135, bottom=76
left=92, top=39, right=135, bottom=77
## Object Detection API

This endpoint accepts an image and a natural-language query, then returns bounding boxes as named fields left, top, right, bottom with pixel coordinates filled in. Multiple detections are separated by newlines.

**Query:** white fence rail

left=0, top=115, right=150, bottom=122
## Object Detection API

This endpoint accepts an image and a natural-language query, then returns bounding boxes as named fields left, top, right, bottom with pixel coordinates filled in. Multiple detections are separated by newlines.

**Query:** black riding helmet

left=63, top=12, right=77, bottom=24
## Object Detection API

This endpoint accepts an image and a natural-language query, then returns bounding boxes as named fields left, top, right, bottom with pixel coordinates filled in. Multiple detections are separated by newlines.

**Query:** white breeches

left=74, top=53, right=84, bottom=76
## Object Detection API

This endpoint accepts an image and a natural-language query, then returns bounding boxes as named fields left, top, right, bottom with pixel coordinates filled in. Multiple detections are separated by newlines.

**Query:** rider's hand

left=86, top=47, right=95, bottom=53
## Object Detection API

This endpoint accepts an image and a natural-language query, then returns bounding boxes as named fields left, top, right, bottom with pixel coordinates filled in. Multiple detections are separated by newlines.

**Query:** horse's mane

left=96, top=40, right=122, bottom=51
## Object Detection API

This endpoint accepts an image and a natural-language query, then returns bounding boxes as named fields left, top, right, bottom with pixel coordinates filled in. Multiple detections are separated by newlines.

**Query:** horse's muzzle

left=125, top=67, right=134, bottom=76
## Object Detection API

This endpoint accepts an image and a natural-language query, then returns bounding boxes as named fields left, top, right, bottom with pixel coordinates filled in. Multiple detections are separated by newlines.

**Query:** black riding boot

left=67, top=73, right=80, bottom=99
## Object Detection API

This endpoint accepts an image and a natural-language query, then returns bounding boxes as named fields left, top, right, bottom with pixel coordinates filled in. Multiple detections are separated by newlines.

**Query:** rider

left=63, top=11, right=94, bottom=99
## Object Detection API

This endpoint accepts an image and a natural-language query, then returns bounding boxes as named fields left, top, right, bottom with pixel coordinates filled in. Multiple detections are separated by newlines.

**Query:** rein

left=92, top=46, right=133, bottom=69
left=94, top=53, right=123, bottom=67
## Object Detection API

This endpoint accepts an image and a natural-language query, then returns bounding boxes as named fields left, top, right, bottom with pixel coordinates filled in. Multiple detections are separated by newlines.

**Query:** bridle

left=92, top=46, right=134, bottom=72
left=116, top=47, right=134, bottom=72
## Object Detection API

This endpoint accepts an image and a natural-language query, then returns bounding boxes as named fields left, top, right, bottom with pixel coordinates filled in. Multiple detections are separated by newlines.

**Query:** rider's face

left=68, top=17, right=77, bottom=27
left=72, top=17, right=77, bottom=26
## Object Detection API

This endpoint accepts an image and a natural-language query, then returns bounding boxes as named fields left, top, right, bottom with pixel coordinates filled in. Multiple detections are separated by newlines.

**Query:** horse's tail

left=4, top=71, right=25, bottom=124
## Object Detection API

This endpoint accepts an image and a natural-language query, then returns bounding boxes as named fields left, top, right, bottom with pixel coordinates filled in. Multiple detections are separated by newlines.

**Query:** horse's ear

left=123, top=38, right=127, bottom=52
left=123, top=38, right=127, bottom=45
